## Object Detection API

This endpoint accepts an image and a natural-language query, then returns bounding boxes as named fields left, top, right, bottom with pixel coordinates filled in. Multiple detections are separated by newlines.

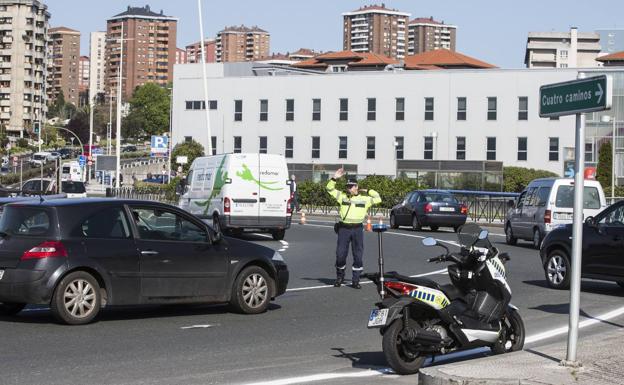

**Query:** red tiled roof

left=292, top=58, right=328, bottom=68
left=316, top=50, right=363, bottom=60
left=291, top=48, right=316, bottom=56
left=348, top=52, right=398, bottom=66
left=597, top=51, right=624, bottom=62
left=404, top=49, right=496, bottom=69
left=292, top=50, right=397, bottom=69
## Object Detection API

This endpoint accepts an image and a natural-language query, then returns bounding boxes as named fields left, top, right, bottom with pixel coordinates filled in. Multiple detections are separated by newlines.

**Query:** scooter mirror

left=478, top=230, right=489, bottom=240
left=422, top=237, right=437, bottom=247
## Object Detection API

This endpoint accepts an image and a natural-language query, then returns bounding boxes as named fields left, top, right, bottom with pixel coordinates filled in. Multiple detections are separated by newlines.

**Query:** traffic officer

left=326, top=167, right=381, bottom=289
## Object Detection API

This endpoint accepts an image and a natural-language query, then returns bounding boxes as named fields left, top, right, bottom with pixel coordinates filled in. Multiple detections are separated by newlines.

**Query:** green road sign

left=539, top=75, right=612, bottom=118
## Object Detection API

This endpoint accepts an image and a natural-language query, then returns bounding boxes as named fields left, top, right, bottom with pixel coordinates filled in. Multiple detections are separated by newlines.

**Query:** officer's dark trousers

left=335, top=224, right=364, bottom=283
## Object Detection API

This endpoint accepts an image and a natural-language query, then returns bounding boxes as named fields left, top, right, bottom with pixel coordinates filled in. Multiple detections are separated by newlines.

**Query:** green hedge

left=0, top=164, right=57, bottom=186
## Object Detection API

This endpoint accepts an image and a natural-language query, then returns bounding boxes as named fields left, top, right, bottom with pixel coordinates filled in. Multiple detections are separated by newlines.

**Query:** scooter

left=363, top=223, right=525, bottom=375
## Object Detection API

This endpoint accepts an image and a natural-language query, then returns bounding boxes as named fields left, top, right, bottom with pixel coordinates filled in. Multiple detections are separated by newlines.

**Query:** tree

left=596, top=141, right=612, bottom=189
left=65, top=107, right=90, bottom=144
left=123, top=83, right=170, bottom=140
left=503, top=167, right=559, bottom=192
left=172, top=140, right=204, bottom=173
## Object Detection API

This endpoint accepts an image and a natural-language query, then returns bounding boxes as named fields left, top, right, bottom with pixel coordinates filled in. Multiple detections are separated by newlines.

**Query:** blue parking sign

left=78, top=155, right=86, bottom=166
left=151, top=135, right=169, bottom=158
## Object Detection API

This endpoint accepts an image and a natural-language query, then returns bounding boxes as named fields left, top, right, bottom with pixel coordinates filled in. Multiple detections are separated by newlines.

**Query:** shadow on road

left=331, top=347, right=388, bottom=369
left=523, top=279, right=624, bottom=297
left=529, top=302, right=623, bottom=328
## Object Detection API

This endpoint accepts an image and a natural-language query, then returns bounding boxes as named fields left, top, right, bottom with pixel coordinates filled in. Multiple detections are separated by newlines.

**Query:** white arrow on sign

left=596, top=83, right=604, bottom=105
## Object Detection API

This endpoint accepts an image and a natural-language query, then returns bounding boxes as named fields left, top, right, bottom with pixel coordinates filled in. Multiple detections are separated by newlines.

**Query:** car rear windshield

left=555, top=186, right=601, bottom=209
left=62, top=182, right=86, bottom=194
left=422, top=193, right=458, bottom=204
left=33, top=155, right=46, bottom=160
left=0, top=207, right=53, bottom=236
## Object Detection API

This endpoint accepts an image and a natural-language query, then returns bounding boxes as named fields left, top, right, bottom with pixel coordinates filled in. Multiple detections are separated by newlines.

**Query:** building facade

left=88, top=31, right=106, bottom=101
left=185, top=39, right=216, bottom=63
left=175, top=47, right=187, bottom=64
left=525, top=27, right=601, bottom=69
left=170, top=63, right=620, bottom=185
left=48, top=27, right=80, bottom=106
left=0, top=0, right=49, bottom=135
left=78, top=55, right=89, bottom=92
left=342, top=4, right=409, bottom=60
left=216, top=26, right=269, bottom=63
left=106, top=5, right=178, bottom=100
left=407, top=17, right=456, bottom=55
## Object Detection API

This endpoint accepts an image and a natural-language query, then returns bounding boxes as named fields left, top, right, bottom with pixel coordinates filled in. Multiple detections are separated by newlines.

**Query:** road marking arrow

left=596, top=82, right=604, bottom=104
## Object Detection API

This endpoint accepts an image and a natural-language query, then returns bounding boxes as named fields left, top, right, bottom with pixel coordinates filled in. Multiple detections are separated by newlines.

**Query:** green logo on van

left=236, top=164, right=283, bottom=191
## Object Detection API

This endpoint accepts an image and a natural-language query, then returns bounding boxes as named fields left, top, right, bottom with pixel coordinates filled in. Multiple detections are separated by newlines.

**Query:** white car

left=29, top=152, right=51, bottom=167
left=48, top=152, right=61, bottom=161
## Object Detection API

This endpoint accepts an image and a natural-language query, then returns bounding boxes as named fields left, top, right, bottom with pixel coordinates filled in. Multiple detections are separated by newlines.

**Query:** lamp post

left=602, top=115, right=616, bottom=199
left=197, top=0, right=212, bottom=155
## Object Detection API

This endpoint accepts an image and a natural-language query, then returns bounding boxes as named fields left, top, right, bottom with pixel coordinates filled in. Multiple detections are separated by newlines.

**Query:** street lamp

left=602, top=115, right=617, bottom=199
left=197, top=0, right=213, bottom=155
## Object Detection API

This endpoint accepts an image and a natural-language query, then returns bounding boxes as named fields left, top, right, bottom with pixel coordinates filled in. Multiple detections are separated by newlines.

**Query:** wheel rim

left=547, top=255, right=567, bottom=285
left=242, top=273, right=268, bottom=309
left=498, top=315, right=521, bottom=352
left=63, top=279, right=96, bottom=319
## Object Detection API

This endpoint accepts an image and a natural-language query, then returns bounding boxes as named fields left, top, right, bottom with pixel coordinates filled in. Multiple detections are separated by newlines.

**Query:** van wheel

left=212, top=215, right=222, bottom=234
left=50, top=271, right=101, bottom=325
left=505, top=224, right=517, bottom=245
left=271, top=229, right=285, bottom=241
left=532, top=228, right=542, bottom=249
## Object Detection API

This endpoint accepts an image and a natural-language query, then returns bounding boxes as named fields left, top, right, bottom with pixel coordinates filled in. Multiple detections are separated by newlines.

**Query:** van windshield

left=555, top=186, right=601, bottom=209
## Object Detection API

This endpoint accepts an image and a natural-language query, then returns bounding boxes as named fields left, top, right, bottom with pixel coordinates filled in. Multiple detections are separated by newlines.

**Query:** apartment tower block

left=407, top=17, right=457, bottom=55
left=216, top=26, right=270, bottom=62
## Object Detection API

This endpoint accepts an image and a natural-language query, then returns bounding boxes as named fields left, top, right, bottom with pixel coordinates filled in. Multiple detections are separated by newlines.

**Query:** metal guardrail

left=107, top=187, right=176, bottom=204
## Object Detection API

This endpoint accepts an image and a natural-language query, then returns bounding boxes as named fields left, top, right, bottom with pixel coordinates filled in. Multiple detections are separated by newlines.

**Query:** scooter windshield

left=457, top=223, right=485, bottom=248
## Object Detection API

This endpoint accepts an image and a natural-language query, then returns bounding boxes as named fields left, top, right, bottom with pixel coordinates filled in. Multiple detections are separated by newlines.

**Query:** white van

left=61, top=161, right=84, bottom=182
left=179, top=153, right=292, bottom=240
left=505, top=178, right=607, bottom=248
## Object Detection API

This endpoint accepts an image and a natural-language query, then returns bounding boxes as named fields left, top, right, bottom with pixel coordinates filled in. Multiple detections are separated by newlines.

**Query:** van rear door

left=551, top=182, right=604, bottom=224
left=257, top=155, right=289, bottom=221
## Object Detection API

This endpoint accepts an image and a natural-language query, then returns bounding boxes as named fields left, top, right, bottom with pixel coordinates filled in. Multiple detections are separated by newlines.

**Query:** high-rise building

left=525, top=27, right=601, bottom=69
left=342, top=4, right=409, bottom=60
left=78, top=56, right=89, bottom=93
left=175, top=47, right=187, bottom=64
left=106, top=5, right=178, bottom=100
left=48, top=27, right=80, bottom=106
left=88, top=31, right=106, bottom=101
left=0, top=0, right=49, bottom=135
left=185, top=39, right=216, bottom=63
left=216, top=26, right=270, bottom=62
left=407, top=17, right=456, bottom=55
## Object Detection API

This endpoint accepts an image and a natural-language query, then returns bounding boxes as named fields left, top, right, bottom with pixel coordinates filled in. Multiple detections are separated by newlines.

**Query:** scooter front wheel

left=491, top=308, right=525, bottom=354
left=382, top=320, right=426, bottom=375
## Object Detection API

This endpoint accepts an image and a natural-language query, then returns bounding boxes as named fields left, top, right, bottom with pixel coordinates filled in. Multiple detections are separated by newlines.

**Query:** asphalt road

left=2, top=220, right=624, bottom=385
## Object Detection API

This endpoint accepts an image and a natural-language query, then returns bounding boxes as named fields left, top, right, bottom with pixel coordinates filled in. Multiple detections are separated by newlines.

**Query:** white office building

left=525, top=27, right=601, bottom=69
left=171, top=63, right=624, bottom=186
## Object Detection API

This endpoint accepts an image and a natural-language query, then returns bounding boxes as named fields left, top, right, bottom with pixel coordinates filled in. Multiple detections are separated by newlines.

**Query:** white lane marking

left=286, top=268, right=447, bottom=292
left=243, top=368, right=396, bottom=385
left=253, top=233, right=273, bottom=239
left=180, top=324, right=216, bottom=330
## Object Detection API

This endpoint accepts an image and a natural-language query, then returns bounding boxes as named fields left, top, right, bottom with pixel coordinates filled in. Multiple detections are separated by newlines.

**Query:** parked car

left=21, top=178, right=87, bottom=198
left=48, top=152, right=61, bottom=162
left=57, top=148, right=75, bottom=159
left=0, top=199, right=289, bottom=324
left=142, top=174, right=169, bottom=184
left=122, top=145, right=137, bottom=153
left=389, top=190, right=468, bottom=232
left=29, top=152, right=51, bottom=167
left=505, top=178, right=607, bottom=249
left=540, top=200, right=624, bottom=290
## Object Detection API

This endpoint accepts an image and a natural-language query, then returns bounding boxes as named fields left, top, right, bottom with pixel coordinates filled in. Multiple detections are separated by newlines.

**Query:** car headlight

left=272, top=251, right=284, bottom=262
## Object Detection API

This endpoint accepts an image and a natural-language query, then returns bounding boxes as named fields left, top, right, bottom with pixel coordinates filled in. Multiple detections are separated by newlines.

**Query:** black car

left=122, top=145, right=138, bottom=153
left=540, top=200, right=624, bottom=290
left=0, top=199, right=288, bottom=324
left=390, top=190, right=468, bottom=232
left=57, top=148, right=74, bottom=159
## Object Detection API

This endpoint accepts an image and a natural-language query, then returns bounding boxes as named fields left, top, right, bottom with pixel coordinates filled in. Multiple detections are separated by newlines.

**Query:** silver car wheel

left=242, top=273, right=268, bottom=309
left=63, top=279, right=96, bottom=319
left=547, top=255, right=567, bottom=285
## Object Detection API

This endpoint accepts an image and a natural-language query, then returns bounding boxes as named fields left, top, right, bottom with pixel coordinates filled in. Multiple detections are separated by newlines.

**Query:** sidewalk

left=419, top=327, right=624, bottom=385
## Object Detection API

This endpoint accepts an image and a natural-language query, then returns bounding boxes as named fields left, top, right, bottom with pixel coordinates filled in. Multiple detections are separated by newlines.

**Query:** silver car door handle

left=141, top=250, right=159, bottom=256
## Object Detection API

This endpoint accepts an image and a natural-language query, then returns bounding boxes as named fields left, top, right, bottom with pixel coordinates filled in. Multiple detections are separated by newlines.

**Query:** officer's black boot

left=351, top=271, right=362, bottom=289
left=334, top=270, right=345, bottom=287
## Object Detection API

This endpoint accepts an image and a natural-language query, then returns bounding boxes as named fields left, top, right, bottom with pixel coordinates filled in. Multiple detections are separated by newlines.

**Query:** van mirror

left=507, top=199, right=515, bottom=208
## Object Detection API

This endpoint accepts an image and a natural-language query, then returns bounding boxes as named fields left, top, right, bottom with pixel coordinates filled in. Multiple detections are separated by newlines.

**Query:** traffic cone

left=365, top=215, right=372, bottom=232
left=300, top=211, right=306, bottom=225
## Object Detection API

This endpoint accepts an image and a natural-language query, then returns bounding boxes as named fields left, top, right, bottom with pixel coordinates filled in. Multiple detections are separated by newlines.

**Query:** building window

left=518, top=97, right=528, bottom=120
left=559, top=63, right=568, bottom=68
left=339, top=136, right=347, bottom=159
left=395, top=97, right=405, bottom=121
left=211, top=136, right=217, bottom=155
left=487, top=137, right=496, bottom=160
left=285, top=136, right=293, bottom=158
left=259, top=99, right=268, bottom=121
left=339, top=98, right=348, bottom=121
left=456, top=137, right=466, bottom=160
left=233, top=136, right=242, bottom=153
left=560, top=50, right=568, bottom=59
left=312, top=98, right=321, bottom=121
left=424, top=97, right=434, bottom=120
left=517, top=137, right=527, bottom=161
left=457, top=97, right=466, bottom=120
left=234, top=100, right=242, bottom=121
left=312, top=136, right=320, bottom=159
left=184, top=136, right=192, bottom=143
left=549, top=137, right=559, bottom=161
left=285, top=99, right=294, bottom=121
left=487, top=97, right=497, bottom=120
left=424, top=136, right=433, bottom=159
left=209, top=100, right=217, bottom=110
left=395, top=136, right=404, bottom=160
left=366, top=137, right=375, bottom=159
left=367, top=98, right=376, bottom=121
left=259, top=136, right=267, bottom=154
left=585, top=142, right=593, bottom=163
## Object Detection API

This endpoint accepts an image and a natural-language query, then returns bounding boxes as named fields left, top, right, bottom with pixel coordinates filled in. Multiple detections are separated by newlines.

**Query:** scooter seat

left=440, top=284, right=465, bottom=301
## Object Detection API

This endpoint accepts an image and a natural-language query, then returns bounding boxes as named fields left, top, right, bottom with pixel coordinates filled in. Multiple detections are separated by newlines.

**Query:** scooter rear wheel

left=382, top=320, right=426, bottom=375
left=491, top=308, right=525, bottom=354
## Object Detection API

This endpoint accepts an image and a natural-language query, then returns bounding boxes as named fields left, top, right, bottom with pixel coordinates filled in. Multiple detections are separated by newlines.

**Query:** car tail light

left=223, top=197, right=231, bottom=213
left=286, top=197, right=293, bottom=214
left=460, top=204, right=468, bottom=215
left=21, top=241, right=67, bottom=260
left=544, top=209, right=551, bottom=224
left=424, top=203, right=433, bottom=213
left=384, top=281, right=418, bottom=295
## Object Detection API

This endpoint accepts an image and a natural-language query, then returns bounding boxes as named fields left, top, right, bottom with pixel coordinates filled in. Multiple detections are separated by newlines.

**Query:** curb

left=418, top=367, right=523, bottom=385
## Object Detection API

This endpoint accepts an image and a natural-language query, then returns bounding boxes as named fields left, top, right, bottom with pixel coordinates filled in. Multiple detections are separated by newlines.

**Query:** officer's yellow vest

left=326, top=179, right=382, bottom=224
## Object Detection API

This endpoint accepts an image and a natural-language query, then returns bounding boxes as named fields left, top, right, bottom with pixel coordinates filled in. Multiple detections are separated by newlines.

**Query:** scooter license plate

left=367, top=308, right=389, bottom=328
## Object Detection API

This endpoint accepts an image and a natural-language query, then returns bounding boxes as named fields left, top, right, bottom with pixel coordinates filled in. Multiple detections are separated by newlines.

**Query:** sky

left=47, top=0, right=624, bottom=69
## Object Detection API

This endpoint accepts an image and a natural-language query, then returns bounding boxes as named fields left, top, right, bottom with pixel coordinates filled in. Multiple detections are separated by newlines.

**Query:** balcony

left=0, top=61, right=10, bottom=68
left=1, top=112, right=10, bottom=119
left=351, top=41, right=368, bottom=47
left=352, top=47, right=368, bottom=52
left=0, top=99, right=9, bottom=107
